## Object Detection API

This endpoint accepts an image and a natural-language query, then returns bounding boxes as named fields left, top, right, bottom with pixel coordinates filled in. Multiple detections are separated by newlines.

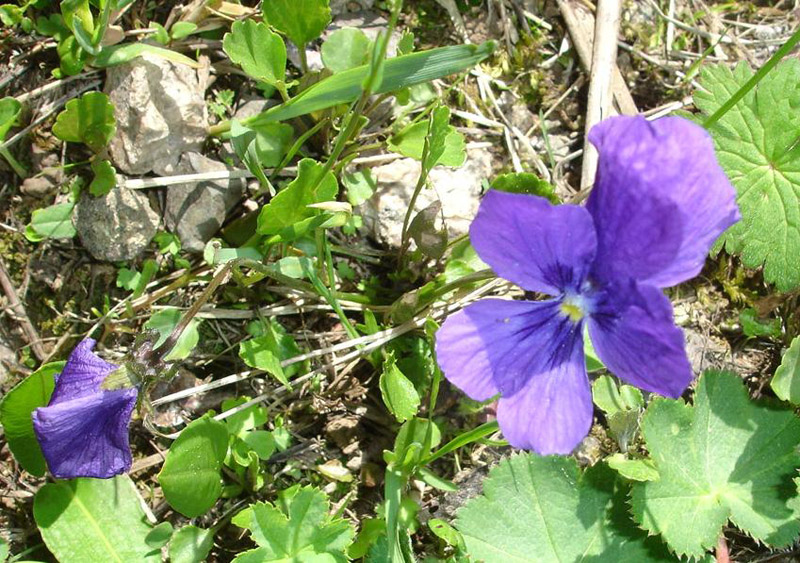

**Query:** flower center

left=559, top=294, right=587, bottom=323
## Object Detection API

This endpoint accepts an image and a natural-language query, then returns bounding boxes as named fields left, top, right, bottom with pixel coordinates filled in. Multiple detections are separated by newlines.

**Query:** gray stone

left=0, top=340, right=15, bottom=386
left=164, top=152, right=245, bottom=253
left=330, top=0, right=374, bottom=15
left=75, top=187, right=159, bottom=261
left=362, top=148, right=494, bottom=248
left=105, top=54, right=208, bottom=175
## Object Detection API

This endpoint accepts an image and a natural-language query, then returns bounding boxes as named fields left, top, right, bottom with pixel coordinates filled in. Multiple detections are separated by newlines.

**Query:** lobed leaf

left=52, top=91, right=115, bottom=152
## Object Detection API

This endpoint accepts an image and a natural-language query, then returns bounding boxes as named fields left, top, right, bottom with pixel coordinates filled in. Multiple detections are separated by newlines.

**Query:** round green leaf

left=322, top=28, right=371, bottom=72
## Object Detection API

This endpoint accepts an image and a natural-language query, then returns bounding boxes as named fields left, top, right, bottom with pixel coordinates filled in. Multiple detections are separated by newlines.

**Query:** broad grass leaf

left=169, top=525, right=215, bottom=563
left=695, top=59, right=800, bottom=291
left=256, top=158, right=338, bottom=235
left=231, top=485, right=354, bottom=561
left=322, top=28, right=371, bottom=72
left=631, top=371, right=800, bottom=558
left=52, top=91, right=115, bottom=152
left=771, top=336, right=800, bottom=404
left=456, top=454, right=673, bottom=562
left=158, top=415, right=228, bottom=518
left=223, top=19, right=286, bottom=86
left=262, top=0, right=330, bottom=47
left=246, top=42, right=496, bottom=126
left=0, top=362, right=62, bottom=476
left=34, top=475, right=159, bottom=562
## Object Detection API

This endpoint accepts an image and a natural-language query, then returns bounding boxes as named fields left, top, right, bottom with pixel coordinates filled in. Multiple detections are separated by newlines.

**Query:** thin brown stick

left=0, top=258, right=46, bottom=362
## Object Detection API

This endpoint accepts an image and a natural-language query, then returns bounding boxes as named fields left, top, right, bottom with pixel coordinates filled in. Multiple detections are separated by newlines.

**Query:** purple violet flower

left=32, top=338, right=138, bottom=479
left=435, top=115, right=741, bottom=455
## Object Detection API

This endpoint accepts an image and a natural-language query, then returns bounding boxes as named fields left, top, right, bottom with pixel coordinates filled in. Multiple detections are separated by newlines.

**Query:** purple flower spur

left=435, top=115, right=740, bottom=455
left=32, top=339, right=138, bottom=479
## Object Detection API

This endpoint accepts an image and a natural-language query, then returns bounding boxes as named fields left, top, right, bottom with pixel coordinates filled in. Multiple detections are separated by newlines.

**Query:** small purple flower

left=33, top=339, right=137, bottom=479
left=435, top=115, right=740, bottom=455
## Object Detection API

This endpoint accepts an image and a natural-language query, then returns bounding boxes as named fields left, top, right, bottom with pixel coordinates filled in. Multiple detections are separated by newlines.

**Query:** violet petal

left=33, top=388, right=138, bottom=479
left=470, top=190, right=597, bottom=295
left=588, top=282, right=693, bottom=398
left=587, top=115, right=740, bottom=288
left=49, top=338, right=119, bottom=404
left=495, top=318, right=592, bottom=454
left=436, top=296, right=584, bottom=405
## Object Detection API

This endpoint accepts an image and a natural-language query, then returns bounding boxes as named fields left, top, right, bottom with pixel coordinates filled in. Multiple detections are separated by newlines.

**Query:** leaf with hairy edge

left=456, top=453, right=673, bottom=562
left=231, top=485, right=354, bottom=562
left=694, top=59, right=800, bottom=290
left=631, top=371, right=800, bottom=559
left=34, top=475, right=159, bottom=562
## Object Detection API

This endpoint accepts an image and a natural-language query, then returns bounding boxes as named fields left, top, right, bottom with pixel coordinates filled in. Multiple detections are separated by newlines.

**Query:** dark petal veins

left=436, top=298, right=592, bottom=454
left=587, top=115, right=740, bottom=289
left=33, top=388, right=138, bottom=479
left=588, top=281, right=693, bottom=398
left=49, top=338, right=119, bottom=405
left=469, top=190, right=597, bottom=295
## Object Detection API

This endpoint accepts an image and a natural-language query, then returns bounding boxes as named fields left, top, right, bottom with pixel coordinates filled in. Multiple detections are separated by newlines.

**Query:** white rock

left=74, top=187, right=160, bottom=261
left=362, top=148, right=493, bottom=248
left=105, top=54, right=208, bottom=175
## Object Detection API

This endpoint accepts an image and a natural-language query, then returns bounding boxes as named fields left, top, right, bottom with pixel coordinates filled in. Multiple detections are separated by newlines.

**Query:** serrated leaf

left=158, top=415, right=228, bottom=518
left=631, top=371, right=800, bottom=558
left=263, top=0, right=330, bottom=48
left=695, top=59, right=800, bottom=291
left=0, top=96, right=22, bottom=141
left=232, top=485, right=354, bottom=562
left=388, top=105, right=465, bottom=168
left=223, top=19, right=286, bottom=87
left=256, top=158, right=338, bottom=235
left=0, top=362, right=62, bottom=476
left=34, top=475, right=159, bottom=562
left=456, top=453, right=673, bottom=562
left=52, top=91, right=115, bottom=152
left=89, top=158, right=116, bottom=196
left=322, top=27, right=371, bottom=72
left=144, top=308, right=201, bottom=361
left=379, top=353, right=420, bottom=423
left=246, top=42, right=496, bottom=126
left=169, top=525, right=215, bottom=563
left=26, top=201, right=76, bottom=241
left=772, top=336, right=800, bottom=404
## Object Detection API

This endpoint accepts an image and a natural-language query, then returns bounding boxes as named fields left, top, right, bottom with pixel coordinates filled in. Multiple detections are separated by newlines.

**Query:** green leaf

left=491, top=172, right=559, bottom=203
left=0, top=5, right=24, bottom=27
left=322, top=28, right=371, bottom=72
left=93, top=42, right=200, bottom=69
left=388, top=106, right=466, bottom=168
left=342, top=169, right=376, bottom=207
left=739, top=307, right=782, bottom=339
left=52, top=91, right=115, bottom=152
left=57, top=34, right=89, bottom=76
left=144, top=521, right=174, bottom=549
left=0, top=362, right=61, bottom=476
left=591, top=375, right=642, bottom=415
left=257, top=158, right=338, bottom=235
left=246, top=42, right=496, bottom=126
left=262, top=0, right=330, bottom=48
left=0, top=96, right=22, bottom=141
left=221, top=397, right=268, bottom=438
left=169, top=525, right=215, bottom=563
left=170, top=21, right=197, bottom=40
left=26, top=201, right=76, bottom=241
left=694, top=59, right=800, bottom=291
left=89, top=158, right=116, bottom=196
left=239, top=336, right=290, bottom=387
left=606, top=453, right=659, bottom=482
left=379, top=353, right=421, bottom=423
left=158, top=415, right=228, bottom=518
left=232, top=485, right=354, bottom=562
left=630, top=371, right=800, bottom=558
left=144, top=307, right=201, bottom=361
left=456, top=454, right=673, bottom=562
left=223, top=19, right=286, bottom=87
left=34, top=475, right=159, bottom=562
left=772, top=336, right=800, bottom=404
left=243, top=430, right=276, bottom=460
left=0, top=536, right=7, bottom=561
